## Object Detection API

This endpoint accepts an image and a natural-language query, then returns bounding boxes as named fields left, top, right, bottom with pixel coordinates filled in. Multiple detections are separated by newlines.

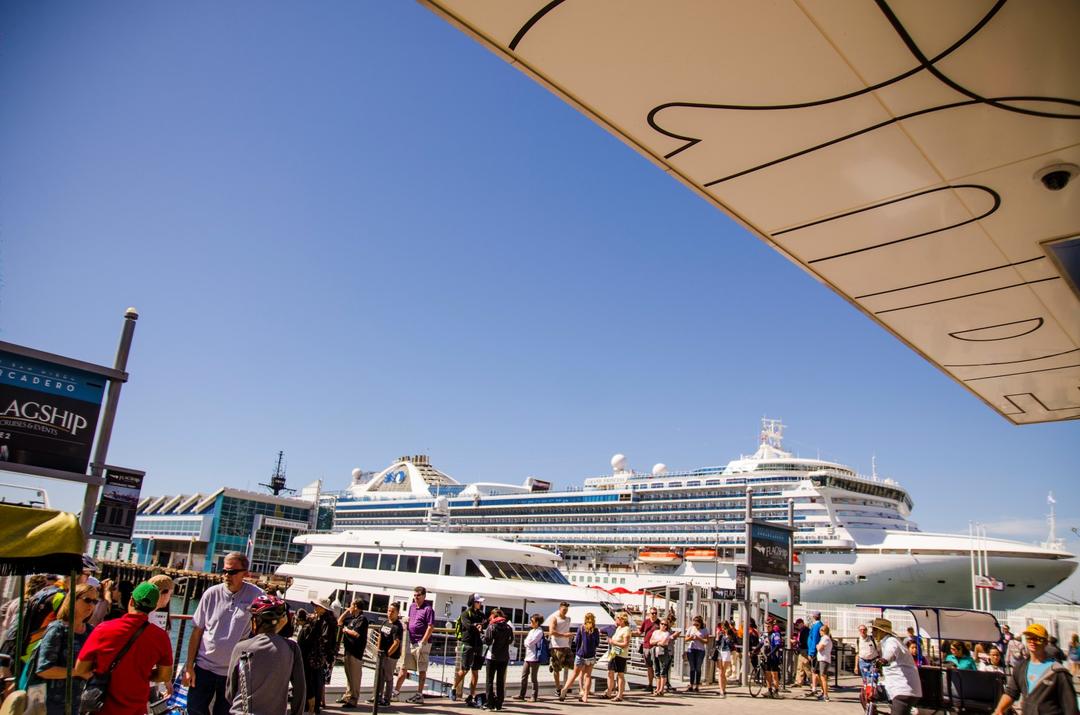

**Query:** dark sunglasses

left=222, top=568, right=245, bottom=576
left=79, top=597, right=100, bottom=605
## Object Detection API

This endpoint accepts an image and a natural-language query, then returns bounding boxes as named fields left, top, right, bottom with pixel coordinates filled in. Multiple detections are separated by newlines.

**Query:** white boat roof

left=295, top=529, right=561, bottom=559
left=850, top=528, right=1074, bottom=558
left=421, top=1, right=1080, bottom=425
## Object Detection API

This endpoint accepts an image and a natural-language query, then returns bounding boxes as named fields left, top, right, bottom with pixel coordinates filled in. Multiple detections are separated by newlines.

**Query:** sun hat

left=131, top=582, right=161, bottom=613
left=871, top=617, right=894, bottom=634
left=1022, top=623, right=1048, bottom=640
left=311, top=596, right=333, bottom=610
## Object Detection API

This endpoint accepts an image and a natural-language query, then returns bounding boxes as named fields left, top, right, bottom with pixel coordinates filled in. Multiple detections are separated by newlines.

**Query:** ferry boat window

left=379, top=553, right=398, bottom=571
left=345, top=553, right=363, bottom=569
left=419, top=556, right=440, bottom=575
left=399, top=555, right=419, bottom=573
left=332, top=553, right=346, bottom=567
left=371, top=593, right=390, bottom=613
left=465, top=559, right=484, bottom=577
left=362, top=553, right=378, bottom=570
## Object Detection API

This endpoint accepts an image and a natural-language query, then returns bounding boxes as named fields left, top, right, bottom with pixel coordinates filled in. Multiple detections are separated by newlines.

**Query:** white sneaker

left=391, top=691, right=401, bottom=701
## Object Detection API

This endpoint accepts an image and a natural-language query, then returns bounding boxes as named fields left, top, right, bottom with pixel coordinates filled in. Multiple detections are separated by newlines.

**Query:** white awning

left=423, top=0, right=1080, bottom=424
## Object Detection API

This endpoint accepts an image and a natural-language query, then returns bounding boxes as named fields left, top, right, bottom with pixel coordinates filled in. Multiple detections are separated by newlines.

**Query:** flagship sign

left=91, top=467, right=144, bottom=541
left=749, top=520, right=793, bottom=577
left=0, top=351, right=106, bottom=474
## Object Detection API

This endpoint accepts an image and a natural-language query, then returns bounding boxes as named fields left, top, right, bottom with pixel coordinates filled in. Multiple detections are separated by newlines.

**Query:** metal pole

left=80, top=308, right=139, bottom=536
left=982, top=526, right=992, bottom=612
left=65, top=567, right=77, bottom=713
left=785, top=498, right=795, bottom=689
left=742, top=486, right=752, bottom=687
left=969, top=522, right=977, bottom=609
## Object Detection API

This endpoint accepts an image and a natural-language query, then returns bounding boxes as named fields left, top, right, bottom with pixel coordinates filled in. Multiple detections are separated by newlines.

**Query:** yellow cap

left=1022, top=623, right=1048, bottom=640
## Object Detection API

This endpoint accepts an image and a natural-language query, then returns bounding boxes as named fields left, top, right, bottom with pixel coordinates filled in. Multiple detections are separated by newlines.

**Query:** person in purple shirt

left=395, top=586, right=435, bottom=704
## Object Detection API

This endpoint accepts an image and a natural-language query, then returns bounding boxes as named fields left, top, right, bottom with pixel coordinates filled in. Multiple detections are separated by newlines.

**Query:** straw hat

left=871, top=617, right=894, bottom=634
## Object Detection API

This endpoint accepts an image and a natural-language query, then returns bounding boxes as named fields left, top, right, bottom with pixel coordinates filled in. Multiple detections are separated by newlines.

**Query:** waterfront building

left=88, top=483, right=330, bottom=574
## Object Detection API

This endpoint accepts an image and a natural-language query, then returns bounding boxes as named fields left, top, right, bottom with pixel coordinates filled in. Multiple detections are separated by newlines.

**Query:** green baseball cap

left=131, top=582, right=161, bottom=613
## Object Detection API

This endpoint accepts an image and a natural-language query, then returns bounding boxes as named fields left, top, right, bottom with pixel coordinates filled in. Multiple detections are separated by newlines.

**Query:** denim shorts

left=574, top=656, right=596, bottom=667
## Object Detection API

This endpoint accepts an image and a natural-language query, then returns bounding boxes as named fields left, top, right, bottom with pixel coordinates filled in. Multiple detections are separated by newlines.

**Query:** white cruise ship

left=328, top=420, right=1076, bottom=610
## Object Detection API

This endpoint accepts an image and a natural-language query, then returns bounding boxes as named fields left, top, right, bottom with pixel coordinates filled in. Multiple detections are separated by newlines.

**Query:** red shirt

left=77, top=612, right=172, bottom=715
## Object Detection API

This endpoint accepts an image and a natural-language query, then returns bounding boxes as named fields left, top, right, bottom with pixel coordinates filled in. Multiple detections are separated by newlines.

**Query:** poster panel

left=91, top=467, right=144, bottom=540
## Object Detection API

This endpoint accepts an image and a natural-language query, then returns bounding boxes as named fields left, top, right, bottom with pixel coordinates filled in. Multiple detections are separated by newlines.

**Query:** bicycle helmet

left=250, top=594, right=287, bottom=618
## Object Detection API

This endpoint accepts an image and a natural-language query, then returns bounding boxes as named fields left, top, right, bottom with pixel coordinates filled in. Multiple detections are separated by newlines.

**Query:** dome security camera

left=1034, top=163, right=1078, bottom=191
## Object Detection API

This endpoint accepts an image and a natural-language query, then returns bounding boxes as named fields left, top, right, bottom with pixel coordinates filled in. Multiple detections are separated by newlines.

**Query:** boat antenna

left=259, top=451, right=295, bottom=496
left=871, top=454, right=878, bottom=480
left=1042, top=492, right=1064, bottom=551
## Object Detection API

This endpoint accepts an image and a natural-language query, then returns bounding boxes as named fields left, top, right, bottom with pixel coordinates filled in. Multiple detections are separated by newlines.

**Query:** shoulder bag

left=79, top=622, right=149, bottom=714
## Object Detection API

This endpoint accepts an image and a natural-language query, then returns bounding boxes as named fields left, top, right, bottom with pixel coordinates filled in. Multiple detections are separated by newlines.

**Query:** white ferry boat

left=277, top=529, right=619, bottom=627
left=327, top=420, right=1076, bottom=611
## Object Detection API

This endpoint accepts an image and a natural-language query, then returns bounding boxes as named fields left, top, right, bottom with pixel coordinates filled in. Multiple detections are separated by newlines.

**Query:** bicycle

left=747, top=649, right=766, bottom=698
left=859, top=662, right=884, bottom=715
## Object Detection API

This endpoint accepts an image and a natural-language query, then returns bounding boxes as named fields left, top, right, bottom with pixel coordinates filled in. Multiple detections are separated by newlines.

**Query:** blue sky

left=1, top=3, right=1077, bottom=597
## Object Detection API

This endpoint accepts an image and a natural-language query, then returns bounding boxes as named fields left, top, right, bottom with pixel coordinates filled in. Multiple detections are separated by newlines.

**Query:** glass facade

left=210, top=495, right=311, bottom=572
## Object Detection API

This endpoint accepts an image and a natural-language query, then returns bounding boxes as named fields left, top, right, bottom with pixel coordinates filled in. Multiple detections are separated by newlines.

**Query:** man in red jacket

left=74, top=581, right=173, bottom=715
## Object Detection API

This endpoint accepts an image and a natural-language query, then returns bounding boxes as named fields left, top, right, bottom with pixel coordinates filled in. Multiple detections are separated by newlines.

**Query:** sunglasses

left=80, top=597, right=100, bottom=605
left=222, top=568, right=245, bottom=576
left=1025, top=636, right=1046, bottom=643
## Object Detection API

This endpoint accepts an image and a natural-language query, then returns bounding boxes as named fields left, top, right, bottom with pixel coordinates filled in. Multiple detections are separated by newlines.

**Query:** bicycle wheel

left=748, top=664, right=764, bottom=697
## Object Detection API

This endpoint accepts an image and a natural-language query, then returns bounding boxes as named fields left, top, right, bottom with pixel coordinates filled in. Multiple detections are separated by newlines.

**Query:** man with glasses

left=994, top=623, right=1077, bottom=715
left=183, top=552, right=264, bottom=715
left=395, top=586, right=435, bottom=704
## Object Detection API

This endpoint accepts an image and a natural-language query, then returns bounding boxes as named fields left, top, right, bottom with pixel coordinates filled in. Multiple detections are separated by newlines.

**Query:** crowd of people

left=3, top=562, right=1079, bottom=715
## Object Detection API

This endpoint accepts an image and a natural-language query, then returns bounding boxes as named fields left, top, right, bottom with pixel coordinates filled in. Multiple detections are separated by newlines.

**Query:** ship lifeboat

left=637, top=550, right=683, bottom=564
left=683, top=549, right=719, bottom=562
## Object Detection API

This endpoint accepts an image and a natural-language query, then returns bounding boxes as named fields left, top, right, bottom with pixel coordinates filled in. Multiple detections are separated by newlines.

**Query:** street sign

left=749, top=520, right=793, bottom=577
left=0, top=350, right=106, bottom=474
left=735, top=564, right=748, bottom=601
left=712, top=587, right=737, bottom=600
left=91, top=466, right=144, bottom=541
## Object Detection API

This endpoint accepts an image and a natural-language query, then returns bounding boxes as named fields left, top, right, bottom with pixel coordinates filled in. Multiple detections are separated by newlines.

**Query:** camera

left=1034, top=163, right=1078, bottom=191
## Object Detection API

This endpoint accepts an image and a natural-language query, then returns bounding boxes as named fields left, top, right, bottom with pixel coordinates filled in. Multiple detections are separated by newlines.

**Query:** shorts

left=574, top=656, right=596, bottom=668
left=457, top=644, right=484, bottom=672
left=609, top=656, right=626, bottom=673
left=401, top=641, right=431, bottom=671
left=550, top=647, right=573, bottom=671
left=719, top=650, right=732, bottom=663
left=817, top=661, right=830, bottom=676
left=765, top=659, right=781, bottom=673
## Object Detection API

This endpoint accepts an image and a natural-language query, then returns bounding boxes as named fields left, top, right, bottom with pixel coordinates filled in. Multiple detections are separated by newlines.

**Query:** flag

left=1048, top=492, right=1056, bottom=505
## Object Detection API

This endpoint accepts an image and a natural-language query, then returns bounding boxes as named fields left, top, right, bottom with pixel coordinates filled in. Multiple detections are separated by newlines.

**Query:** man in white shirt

left=545, top=602, right=573, bottom=693
left=873, top=617, right=922, bottom=715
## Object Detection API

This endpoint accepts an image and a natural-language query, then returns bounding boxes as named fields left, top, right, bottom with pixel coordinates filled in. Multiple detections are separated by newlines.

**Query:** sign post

left=0, top=308, right=139, bottom=537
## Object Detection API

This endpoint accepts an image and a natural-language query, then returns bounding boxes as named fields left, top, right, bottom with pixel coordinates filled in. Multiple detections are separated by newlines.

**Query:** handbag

left=79, top=622, right=149, bottom=714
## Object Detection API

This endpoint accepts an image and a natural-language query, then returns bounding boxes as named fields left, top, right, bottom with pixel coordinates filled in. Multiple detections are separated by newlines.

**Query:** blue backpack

left=536, top=633, right=551, bottom=665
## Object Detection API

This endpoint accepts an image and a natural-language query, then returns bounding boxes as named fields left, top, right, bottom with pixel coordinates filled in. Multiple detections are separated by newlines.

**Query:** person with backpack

left=994, top=623, right=1078, bottom=715
left=482, top=608, right=514, bottom=711
left=515, top=614, right=545, bottom=702
left=23, top=583, right=98, bottom=714
left=73, top=581, right=173, bottom=715
left=225, top=594, right=305, bottom=715
left=452, top=594, right=487, bottom=706
left=765, top=624, right=784, bottom=698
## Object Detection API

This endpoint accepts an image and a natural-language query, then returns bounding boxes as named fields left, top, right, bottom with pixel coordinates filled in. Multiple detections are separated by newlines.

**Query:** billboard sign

left=735, top=564, right=748, bottom=601
left=749, top=520, right=793, bottom=577
left=0, top=351, right=106, bottom=474
left=91, top=467, right=144, bottom=540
